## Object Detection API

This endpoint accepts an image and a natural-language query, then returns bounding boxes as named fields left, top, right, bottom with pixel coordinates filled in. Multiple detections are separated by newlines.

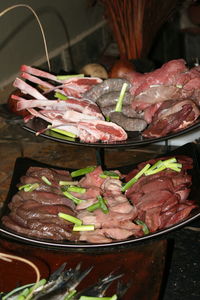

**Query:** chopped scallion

left=64, top=289, right=77, bottom=299
left=62, top=190, right=84, bottom=204
left=135, top=219, right=149, bottom=235
left=47, top=126, right=77, bottom=138
left=59, top=180, right=79, bottom=186
left=18, top=183, right=39, bottom=192
left=144, top=157, right=182, bottom=175
left=54, top=92, right=68, bottom=100
left=58, top=212, right=82, bottom=225
left=121, top=163, right=151, bottom=192
left=115, top=83, right=128, bottom=112
left=144, top=160, right=163, bottom=173
left=73, top=224, right=95, bottom=231
left=70, top=166, right=96, bottom=178
left=87, top=202, right=100, bottom=212
left=162, top=157, right=177, bottom=164
left=99, top=170, right=120, bottom=179
left=16, top=287, right=30, bottom=298
left=67, top=186, right=86, bottom=194
left=164, top=163, right=182, bottom=172
left=56, top=74, right=84, bottom=80
left=41, top=176, right=52, bottom=185
left=144, top=164, right=166, bottom=175
left=97, top=195, right=109, bottom=214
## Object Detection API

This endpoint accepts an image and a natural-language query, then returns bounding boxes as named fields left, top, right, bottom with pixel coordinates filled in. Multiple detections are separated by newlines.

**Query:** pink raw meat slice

left=78, top=119, right=128, bottom=143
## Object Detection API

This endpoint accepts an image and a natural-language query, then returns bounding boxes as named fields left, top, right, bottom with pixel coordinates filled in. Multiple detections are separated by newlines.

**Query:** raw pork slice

left=78, top=119, right=128, bottom=143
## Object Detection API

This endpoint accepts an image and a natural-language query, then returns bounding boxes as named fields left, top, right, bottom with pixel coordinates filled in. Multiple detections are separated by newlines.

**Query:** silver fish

left=73, top=271, right=123, bottom=298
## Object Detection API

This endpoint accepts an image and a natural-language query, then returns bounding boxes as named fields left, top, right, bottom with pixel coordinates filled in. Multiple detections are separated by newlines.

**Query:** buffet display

left=9, top=58, right=200, bottom=145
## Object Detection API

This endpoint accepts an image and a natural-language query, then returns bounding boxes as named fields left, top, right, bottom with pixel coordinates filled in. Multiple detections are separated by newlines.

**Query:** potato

left=80, top=63, right=108, bottom=79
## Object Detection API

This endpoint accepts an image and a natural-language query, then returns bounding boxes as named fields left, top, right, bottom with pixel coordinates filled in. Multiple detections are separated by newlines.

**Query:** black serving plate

left=0, top=143, right=200, bottom=249
left=23, top=117, right=200, bottom=148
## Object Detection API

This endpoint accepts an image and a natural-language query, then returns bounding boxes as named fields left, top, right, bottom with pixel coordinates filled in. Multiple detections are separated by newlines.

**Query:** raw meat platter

left=10, top=59, right=200, bottom=147
left=0, top=143, right=200, bottom=249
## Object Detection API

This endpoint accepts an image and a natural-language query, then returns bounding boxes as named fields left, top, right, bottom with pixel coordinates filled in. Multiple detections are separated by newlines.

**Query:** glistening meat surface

left=142, top=99, right=200, bottom=138
left=1, top=156, right=197, bottom=243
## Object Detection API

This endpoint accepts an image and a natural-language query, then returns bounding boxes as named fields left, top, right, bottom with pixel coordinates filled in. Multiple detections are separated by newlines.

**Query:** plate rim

left=22, top=118, right=200, bottom=148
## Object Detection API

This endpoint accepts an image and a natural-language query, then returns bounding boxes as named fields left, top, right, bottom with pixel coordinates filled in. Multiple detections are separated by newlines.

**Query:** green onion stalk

left=115, top=82, right=128, bottom=112
left=70, top=166, right=96, bottom=178
left=18, top=183, right=39, bottom=192
left=87, top=195, right=109, bottom=214
left=99, top=170, right=120, bottom=179
left=47, top=125, right=77, bottom=138
left=122, top=157, right=182, bottom=192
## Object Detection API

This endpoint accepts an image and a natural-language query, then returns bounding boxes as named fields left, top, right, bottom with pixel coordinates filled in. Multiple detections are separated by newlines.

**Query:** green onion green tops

left=99, top=171, right=120, bottom=179
left=41, top=176, right=52, bottom=185
left=67, top=186, right=86, bottom=194
left=97, top=195, right=109, bottom=214
left=18, top=183, right=39, bottom=192
left=62, top=190, right=84, bottom=205
left=58, top=212, right=82, bottom=225
left=47, top=126, right=77, bottom=138
left=115, top=82, right=128, bottom=112
left=122, top=157, right=182, bottom=192
left=73, top=224, right=95, bottom=231
left=70, top=166, right=96, bottom=178
left=59, top=180, right=79, bottom=186
left=87, top=196, right=109, bottom=214
left=121, top=164, right=151, bottom=192
left=135, top=219, right=149, bottom=235
left=56, top=74, right=84, bottom=80
left=87, top=201, right=101, bottom=212
left=64, top=289, right=77, bottom=299
left=58, top=213, right=95, bottom=232
left=54, top=92, right=68, bottom=100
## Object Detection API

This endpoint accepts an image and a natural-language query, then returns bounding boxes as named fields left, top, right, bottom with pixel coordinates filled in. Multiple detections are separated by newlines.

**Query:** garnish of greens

left=47, top=125, right=77, bottom=138
left=66, top=186, right=86, bottom=193
left=59, top=180, right=79, bottom=186
left=54, top=91, right=68, bottom=100
left=58, top=212, right=82, bottom=225
left=56, top=74, right=84, bottom=80
left=99, top=171, right=120, bottom=179
left=70, top=166, right=96, bottom=178
left=135, top=219, right=150, bottom=235
left=18, top=183, right=39, bottom=192
left=62, top=190, right=84, bottom=205
left=121, top=163, right=150, bottom=192
left=87, top=195, right=109, bottom=214
left=55, top=76, right=84, bottom=100
left=122, top=157, right=182, bottom=192
left=58, top=212, right=94, bottom=232
left=41, top=176, right=52, bottom=185
left=73, top=224, right=95, bottom=231
left=115, top=82, right=128, bottom=112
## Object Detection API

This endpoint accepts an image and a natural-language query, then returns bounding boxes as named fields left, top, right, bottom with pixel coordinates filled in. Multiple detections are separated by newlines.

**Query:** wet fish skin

left=32, top=263, right=92, bottom=300
left=73, top=271, right=123, bottom=298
